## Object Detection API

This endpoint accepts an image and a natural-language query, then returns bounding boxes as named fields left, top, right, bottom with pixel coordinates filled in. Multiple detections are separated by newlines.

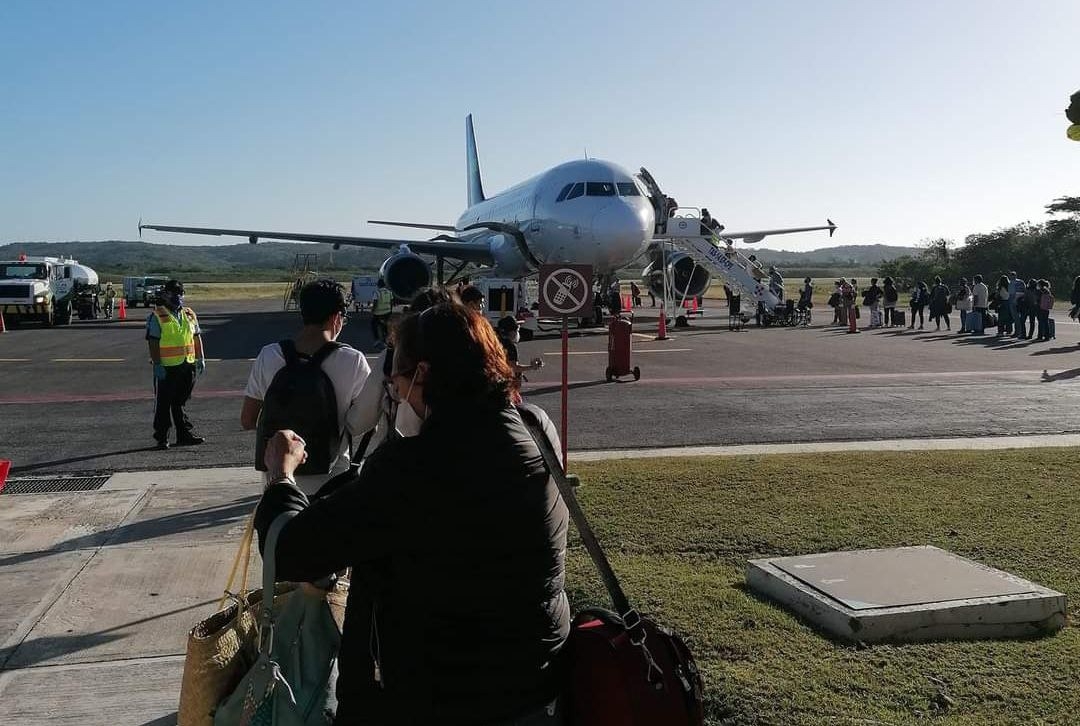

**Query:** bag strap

left=218, top=513, right=256, bottom=609
left=516, top=406, right=645, bottom=640
left=310, top=340, right=346, bottom=367
left=258, top=511, right=298, bottom=647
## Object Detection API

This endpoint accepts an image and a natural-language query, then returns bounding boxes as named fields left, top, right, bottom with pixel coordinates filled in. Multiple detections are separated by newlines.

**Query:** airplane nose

left=592, top=201, right=652, bottom=256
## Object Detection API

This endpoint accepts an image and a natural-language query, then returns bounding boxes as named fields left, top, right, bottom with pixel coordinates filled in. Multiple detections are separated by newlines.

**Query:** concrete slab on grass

left=6, top=542, right=261, bottom=668
left=0, top=656, right=183, bottom=726
left=747, top=546, right=1066, bottom=643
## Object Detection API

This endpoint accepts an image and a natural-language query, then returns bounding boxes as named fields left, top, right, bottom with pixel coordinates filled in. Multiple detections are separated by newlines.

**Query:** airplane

left=141, top=115, right=836, bottom=306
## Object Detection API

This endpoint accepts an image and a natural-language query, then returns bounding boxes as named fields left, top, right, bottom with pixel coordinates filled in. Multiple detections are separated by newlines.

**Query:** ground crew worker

left=371, top=279, right=393, bottom=348
left=146, top=280, right=206, bottom=450
left=104, top=282, right=116, bottom=319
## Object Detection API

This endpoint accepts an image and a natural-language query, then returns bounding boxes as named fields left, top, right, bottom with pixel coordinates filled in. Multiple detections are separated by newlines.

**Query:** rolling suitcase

left=870, top=308, right=882, bottom=327
left=606, top=315, right=640, bottom=382
left=1048, top=317, right=1056, bottom=339
left=892, top=309, right=905, bottom=327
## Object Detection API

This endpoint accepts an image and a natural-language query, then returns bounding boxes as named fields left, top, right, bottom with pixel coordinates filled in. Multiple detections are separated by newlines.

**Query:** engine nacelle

left=379, top=251, right=431, bottom=302
left=641, top=252, right=711, bottom=300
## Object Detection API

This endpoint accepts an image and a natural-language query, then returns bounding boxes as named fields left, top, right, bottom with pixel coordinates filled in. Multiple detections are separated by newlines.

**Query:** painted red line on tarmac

left=0, top=389, right=245, bottom=405
left=522, top=369, right=1059, bottom=389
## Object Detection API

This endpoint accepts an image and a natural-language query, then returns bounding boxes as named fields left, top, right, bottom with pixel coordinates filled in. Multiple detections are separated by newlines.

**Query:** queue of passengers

left=825, top=273, right=1080, bottom=340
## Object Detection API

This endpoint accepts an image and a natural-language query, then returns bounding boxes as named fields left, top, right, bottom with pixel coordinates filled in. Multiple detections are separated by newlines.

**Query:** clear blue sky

left=2, top=1, right=1077, bottom=251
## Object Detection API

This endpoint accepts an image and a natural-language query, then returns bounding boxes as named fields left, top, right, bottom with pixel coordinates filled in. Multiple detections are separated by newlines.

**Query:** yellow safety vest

left=155, top=305, right=198, bottom=366
left=373, top=288, right=393, bottom=316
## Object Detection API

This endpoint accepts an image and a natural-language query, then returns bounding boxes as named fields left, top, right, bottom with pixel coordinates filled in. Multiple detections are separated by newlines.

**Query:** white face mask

left=389, top=368, right=426, bottom=436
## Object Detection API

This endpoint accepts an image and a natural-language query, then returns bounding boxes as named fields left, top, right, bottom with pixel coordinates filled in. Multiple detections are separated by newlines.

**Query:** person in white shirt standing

left=241, top=278, right=371, bottom=495
left=970, top=274, right=989, bottom=335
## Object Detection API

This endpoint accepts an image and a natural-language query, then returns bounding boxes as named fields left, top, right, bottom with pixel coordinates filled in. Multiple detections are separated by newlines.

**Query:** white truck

left=349, top=275, right=379, bottom=312
left=0, top=255, right=99, bottom=327
left=123, top=274, right=170, bottom=308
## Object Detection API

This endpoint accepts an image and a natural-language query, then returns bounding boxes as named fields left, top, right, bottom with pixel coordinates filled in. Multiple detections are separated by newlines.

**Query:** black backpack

left=255, top=339, right=345, bottom=475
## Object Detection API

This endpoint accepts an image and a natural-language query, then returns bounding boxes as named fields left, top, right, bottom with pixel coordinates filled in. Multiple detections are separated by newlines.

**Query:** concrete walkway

left=2, top=432, right=1078, bottom=724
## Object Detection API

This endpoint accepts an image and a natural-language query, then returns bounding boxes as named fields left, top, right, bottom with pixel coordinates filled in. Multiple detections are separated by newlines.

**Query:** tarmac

left=2, top=299, right=1080, bottom=474
left=2, top=298, right=1080, bottom=723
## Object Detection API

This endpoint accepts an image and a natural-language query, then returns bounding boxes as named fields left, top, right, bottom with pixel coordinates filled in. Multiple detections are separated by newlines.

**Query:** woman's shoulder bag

left=517, top=405, right=705, bottom=726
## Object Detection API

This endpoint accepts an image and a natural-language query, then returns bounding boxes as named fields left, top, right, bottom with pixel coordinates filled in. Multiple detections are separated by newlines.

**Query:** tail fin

left=466, top=114, right=485, bottom=207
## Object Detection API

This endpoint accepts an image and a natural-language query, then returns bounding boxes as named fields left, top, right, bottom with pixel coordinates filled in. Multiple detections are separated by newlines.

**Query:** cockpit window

left=565, top=182, right=584, bottom=200
left=555, top=183, right=573, bottom=202
left=616, top=182, right=640, bottom=196
left=586, top=182, right=616, bottom=197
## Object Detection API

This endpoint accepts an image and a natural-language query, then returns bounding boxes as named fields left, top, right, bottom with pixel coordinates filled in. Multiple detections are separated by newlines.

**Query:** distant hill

left=0, top=240, right=389, bottom=281
left=0, top=240, right=921, bottom=281
left=748, top=244, right=921, bottom=267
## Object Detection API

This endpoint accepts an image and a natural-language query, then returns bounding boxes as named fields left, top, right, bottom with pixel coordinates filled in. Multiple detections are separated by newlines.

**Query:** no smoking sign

left=538, top=264, right=593, bottom=318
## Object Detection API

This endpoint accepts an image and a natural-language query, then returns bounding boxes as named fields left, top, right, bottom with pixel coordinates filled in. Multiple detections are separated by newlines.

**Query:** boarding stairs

left=656, top=211, right=785, bottom=314
left=633, top=168, right=785, bottom=321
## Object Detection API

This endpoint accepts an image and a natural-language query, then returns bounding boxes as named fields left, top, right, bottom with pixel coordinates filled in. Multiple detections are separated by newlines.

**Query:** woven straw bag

left=178, top=516, right=264, bottom=726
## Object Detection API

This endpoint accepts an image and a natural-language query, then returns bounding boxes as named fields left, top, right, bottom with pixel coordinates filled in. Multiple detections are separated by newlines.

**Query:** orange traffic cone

left=0, top=459, right=9, bottom=493
left=691, top=297, right=699, bottom=313
left=118, top=298, right=127, bottom=321
left=847, top=304, right=859, bottom=334
left=623, top=294, right=632, bottom=310
left=0, top=309, right=5, bottom=333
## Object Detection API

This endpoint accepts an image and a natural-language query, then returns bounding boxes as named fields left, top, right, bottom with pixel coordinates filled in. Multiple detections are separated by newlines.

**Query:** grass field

left=566, top=449, right=1080, bottom=725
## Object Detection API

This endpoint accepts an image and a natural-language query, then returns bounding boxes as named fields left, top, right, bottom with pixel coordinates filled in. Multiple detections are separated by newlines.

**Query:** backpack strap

left=516, top=405, right=643, bottom=640
left=310, top=341, right=347, bottom=367
left=278, top=339, right=301, bottom=367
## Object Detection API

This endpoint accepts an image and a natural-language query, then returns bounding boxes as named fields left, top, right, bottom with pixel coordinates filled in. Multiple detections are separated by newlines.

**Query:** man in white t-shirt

left=241, top=279, right=371, bottom=495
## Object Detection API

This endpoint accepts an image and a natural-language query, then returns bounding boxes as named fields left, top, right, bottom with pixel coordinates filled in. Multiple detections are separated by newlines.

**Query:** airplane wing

left=718, top=219, right=837, bottom=244
left=368, top=219, right=458, bottom=232
left=138, top=223, right=495, bottom=265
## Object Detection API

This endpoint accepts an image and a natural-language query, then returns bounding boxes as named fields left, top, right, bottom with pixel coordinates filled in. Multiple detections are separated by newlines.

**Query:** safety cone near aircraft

left=118, top=297, right=127, bottom=321
left=0, top=309, right=6, bottom=334
left=0, top=459, right=10, bottom=493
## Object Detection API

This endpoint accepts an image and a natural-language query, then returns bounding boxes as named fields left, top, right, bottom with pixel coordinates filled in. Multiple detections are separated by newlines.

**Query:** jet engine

left=379, top=250, right=431, bottom=301
left=641, top=252, right=711, bottom=300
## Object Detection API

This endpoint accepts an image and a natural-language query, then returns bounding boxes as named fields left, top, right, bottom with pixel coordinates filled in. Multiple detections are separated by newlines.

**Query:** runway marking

left=544, top=349, right=693, bottom=356
left=0, top=389, right=246, bottom=405
left=0, top=358, right=32, bottom=362
left=50, top=358, right=125, bottom=362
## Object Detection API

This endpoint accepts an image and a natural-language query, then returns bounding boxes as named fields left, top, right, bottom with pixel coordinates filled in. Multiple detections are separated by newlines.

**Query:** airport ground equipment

left=123, top=274, right=169, bottom=308
left=473, top=276, right=538, bottom=340
left=606, top=314, right=640, bottom=382
left=349, top=275, right=378, bottom=312
left=650, top=211, right=794, bottom=326
left=0, top=255, right=98, bottom=327
left=284, top=253, right=319, bottom=312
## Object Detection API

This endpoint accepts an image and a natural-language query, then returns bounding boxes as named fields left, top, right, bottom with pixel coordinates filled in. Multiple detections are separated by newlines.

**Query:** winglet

left=827, top=218, right=837, bottom=237
left=466, top=114, right=485, bottom=208
left=138, top=217, right=143, bottom=239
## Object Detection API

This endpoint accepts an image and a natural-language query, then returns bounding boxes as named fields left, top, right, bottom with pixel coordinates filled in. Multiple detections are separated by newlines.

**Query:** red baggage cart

left=606, top=315, right=640, bottom=382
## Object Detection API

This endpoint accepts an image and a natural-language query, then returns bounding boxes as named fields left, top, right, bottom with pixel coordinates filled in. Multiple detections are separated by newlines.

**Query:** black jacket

left=255, top=404, right=570, bottom=725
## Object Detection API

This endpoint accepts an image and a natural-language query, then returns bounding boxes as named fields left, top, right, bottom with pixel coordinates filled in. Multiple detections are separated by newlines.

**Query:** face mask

left=394, top=399, right=424, bottom=437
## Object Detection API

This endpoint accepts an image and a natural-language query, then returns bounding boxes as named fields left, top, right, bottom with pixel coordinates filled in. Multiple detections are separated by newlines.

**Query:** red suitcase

left=606, top=315, right=640, bottom=381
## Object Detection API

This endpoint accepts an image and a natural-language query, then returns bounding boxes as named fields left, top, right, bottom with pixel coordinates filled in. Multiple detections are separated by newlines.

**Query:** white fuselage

left=454, top=159, right=655, bottom=278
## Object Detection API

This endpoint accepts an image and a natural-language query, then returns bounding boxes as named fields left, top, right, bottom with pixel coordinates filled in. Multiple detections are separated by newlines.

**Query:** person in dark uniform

left=496, top=316, right=542, bottom=380
left=146, top=280, right=206, bottom=450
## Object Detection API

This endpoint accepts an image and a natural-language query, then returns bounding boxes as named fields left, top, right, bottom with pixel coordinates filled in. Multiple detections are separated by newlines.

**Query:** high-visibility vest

left=155, top=305, right=198, bottom=366
left=373, top=288, right=393, bottom=316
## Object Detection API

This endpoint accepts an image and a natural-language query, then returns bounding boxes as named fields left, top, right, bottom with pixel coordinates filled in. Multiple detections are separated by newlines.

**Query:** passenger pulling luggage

left=606, top=315, right=640, bottom=382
